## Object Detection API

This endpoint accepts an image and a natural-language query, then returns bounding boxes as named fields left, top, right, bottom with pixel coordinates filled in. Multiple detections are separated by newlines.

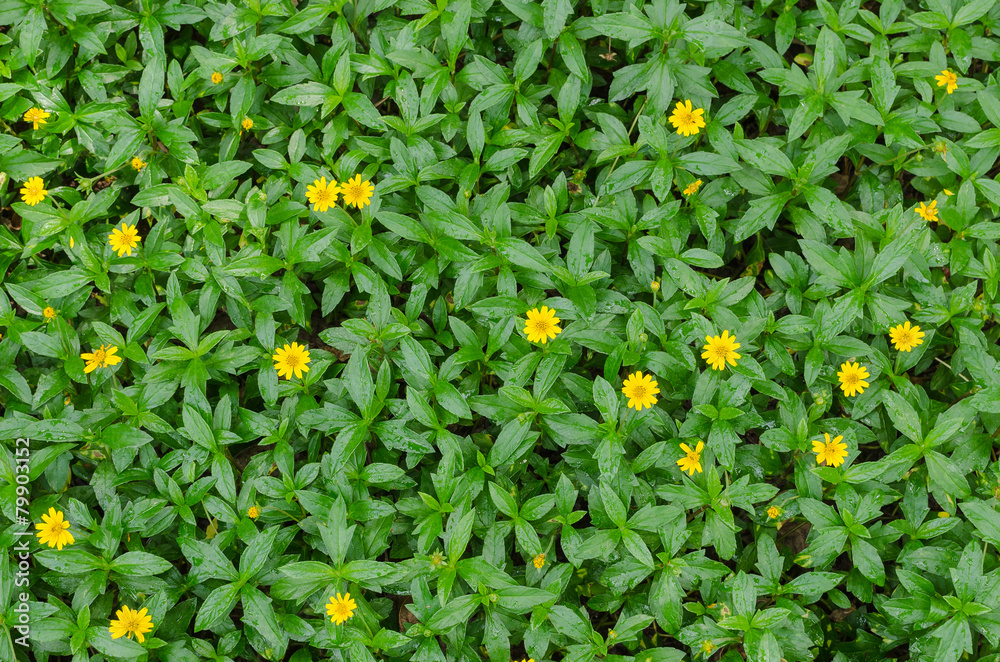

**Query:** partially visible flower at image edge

left=109, top=605, right=154, bottom=643
left=35, top=508, right=74, bottom=550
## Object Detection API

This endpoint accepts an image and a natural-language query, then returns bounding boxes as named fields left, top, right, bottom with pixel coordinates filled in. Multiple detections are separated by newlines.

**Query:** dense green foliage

left=2, top=0, right=1000, bottom=660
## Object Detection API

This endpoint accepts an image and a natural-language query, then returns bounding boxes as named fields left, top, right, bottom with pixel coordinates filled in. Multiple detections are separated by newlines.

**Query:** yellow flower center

left=283, top=353, right=302, bottom=369
left=26, top=182, right=42, bottom=195
left=331, top=603, right=351, bottom=620
left=313, top=189, right=332, bottom=205
left=842, top=372, right=859, bottom=386
left=92, top=348, right=107, bottom=363
left=712, top=344, right=729, bottom=360
left=534, top=319, right=552, bottom=333
left=630, top=383, right=647, bottom=399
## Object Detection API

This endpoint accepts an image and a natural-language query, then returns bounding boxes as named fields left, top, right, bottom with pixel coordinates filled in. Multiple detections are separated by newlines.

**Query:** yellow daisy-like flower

left=109, top=605, right=154, bottom=644
left=242, top=118, right=254, bottom=131
left=247, top=506, right=260, bottom=519
left=668, top=100, right=706, bottom=137
left=20, top=177, right=48, bottom=206
left=326, top=593, right=357, bottom=625
left=916, top=200, right=938, bottom=223
left=837, top=361, right=870, bottom=398
left=306, top=177, right=340, bottom=212
left=24, top=107, right=50, bottom=129
left=341, top=174, right=375, bottom=209
left=622, top=371, right=660, bottom=411
left=683, top=179, right=703, bottom=196
left=935, top=69, right=958, bottom=94
left=812, top=432, right=848, bottom=467
left=132, top=157, right=147, bottom=171
left=35, top=508, right=75, bottom=550
left=108, top=222, right=141, bottom=257
left=677, top=441, right=704, bottom=476
left=273, top=342, right=311, bottom=379
left=700, top=640, right=716, bottom=655
left=889, top=321, right=925, bottom=352
left=523, top=306, right=562, bottom=344
left=212, top=71, right=223, bottom=84
left=702, top=330, right=741, bottom=371
left=43, top=306, right=56, bottom=321
left=80, top=345, right=123, bottom=374
left=943, top=188, right=954, bottom=196
left=767, top=506, right=782, bottom=520
left=533, top=553, right=546, bottom=569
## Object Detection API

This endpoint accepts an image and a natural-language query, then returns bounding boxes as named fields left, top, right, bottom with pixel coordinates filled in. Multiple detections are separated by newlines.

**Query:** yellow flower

left=523, top=306, right=562, bottom=344
left=889, top=321, right=925, bottom=352
left=212, top=71, right=223, bottom=84
left=108, top=222, right=141, bottom=257
left=273, top=342, right=311, bottom=379
left=943, top=188, right=954, bottom=196
left=916, top=200, right=938, bottom=223
left=533, top=553, right=546, bottom=569
left=20, top=177, right=48, bottom=206
left=131, top=157, right=147, bottom=171
left=24, top=107, right=50, bottom=129
left=242, top=117, right=254, bottom=130
left=683, top=179, right=703, bottom=196
left=767, top=506, right=782, bottom=519
left=43, top=306, right=56, bottom=321
left=651, top=280, right=660, bottom=291
left=668, top=100, right=706, bottom=137
left=109, top=605, right=154, bottom=644
left=430, top=551, right=447, bottom=568
left=80, top=345, right=122, bottom=373
left=326, top=593, right=357, bottom=625
left=812, top=432, right=848, bottom=467
left=700, top=640, right=716, bottom=655
left=247, top=506, right=260, bottom=519
left=306, top=177, right=340, bottom=212
left=622, top=371, right=659, bottom=411
left=837, top=361, right=870, bottom=398
left=677, top=441, right=704, bottom=476
left=608, top=629, right=616, bottom=639
left=35, top=508, right=74, bottom=550
left=341, top=174, right=375, bottom=209
left=701, top=330, right=741, bottom=371
left=935, top=69, right=958, bottom=94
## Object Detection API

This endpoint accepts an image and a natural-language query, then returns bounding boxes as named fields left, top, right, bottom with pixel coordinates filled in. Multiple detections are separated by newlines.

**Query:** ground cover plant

left=2, top=0, right=1000, bottom=659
